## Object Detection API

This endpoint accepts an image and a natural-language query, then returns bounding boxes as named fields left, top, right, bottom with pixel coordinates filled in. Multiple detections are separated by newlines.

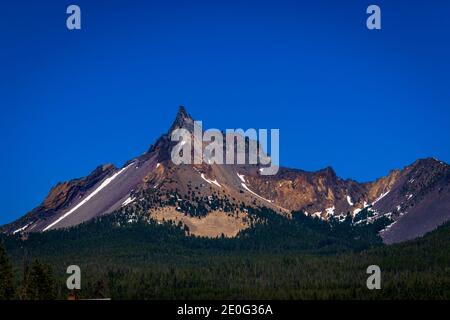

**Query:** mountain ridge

left=2, top=107, right=449, bottom=244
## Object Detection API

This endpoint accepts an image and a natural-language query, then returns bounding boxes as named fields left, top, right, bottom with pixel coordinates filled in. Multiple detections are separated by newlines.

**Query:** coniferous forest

left=0, top=208, right=449, bottom=300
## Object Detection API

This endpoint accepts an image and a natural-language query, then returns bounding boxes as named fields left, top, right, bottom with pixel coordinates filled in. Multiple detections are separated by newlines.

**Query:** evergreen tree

left=23, top=259, right=56, bottom=300
left=19, top=259, right=30, bottom=300
left=93, top=279, right=106, bottom=299
left=0, top=244, right=15, bottom=300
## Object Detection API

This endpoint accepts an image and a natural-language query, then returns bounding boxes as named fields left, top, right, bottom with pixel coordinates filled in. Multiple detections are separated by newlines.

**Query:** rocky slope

left=2, top=107, right=449, bottom=243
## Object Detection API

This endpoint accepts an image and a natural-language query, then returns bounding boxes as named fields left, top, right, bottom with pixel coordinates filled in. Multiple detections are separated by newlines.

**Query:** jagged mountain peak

left=177, top=105, right=189, bottom=117
left=146, top=106, right=195, bottom=159
left=168, top=105, right=195, bottom=133
left=101, top=163, right=116, bottom=171
left=411, top=157, right=448, bottom=168
left=317, top=166, right=337, bottom=178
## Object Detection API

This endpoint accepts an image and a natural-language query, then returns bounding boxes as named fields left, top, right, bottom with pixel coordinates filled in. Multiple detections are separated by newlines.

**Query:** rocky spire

left=168, top=106, right=195, bottom=133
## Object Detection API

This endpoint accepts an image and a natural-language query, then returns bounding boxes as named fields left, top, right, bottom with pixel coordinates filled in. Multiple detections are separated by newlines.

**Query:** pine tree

left=23, top=259, right=56, bottom=300
left=93, top=279, right=106, bottom=299
left=19, top=259, right=30, bottom=300
left=0, top=244, right=15, bottom=300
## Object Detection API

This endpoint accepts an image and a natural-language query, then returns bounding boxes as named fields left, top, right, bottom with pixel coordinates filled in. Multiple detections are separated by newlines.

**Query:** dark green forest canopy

left=0, top=208, right=449, bottom=300
left=0, top=208, right=389, bottom=263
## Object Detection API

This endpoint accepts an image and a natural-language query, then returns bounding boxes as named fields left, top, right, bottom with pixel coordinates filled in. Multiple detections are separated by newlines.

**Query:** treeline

left=0, top=207, right=449, bottom=300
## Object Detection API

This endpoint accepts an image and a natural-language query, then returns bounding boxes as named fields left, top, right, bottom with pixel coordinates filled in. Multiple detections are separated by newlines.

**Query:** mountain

left=2, top=107, right=449, bottom=243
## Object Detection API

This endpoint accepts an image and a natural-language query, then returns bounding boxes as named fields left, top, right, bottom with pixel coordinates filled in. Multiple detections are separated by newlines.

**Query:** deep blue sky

left=1, top=0, right=449, bottom=224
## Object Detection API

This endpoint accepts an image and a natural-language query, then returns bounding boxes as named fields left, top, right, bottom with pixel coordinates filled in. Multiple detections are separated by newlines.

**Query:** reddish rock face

left=43, top=164, right=116, bottom=211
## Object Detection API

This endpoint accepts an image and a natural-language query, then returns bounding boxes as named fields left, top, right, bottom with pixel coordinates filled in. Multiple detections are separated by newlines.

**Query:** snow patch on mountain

left=237, top=173, right=246, bottom=183
left=372, top=190, right=390, bottom=205
left=200, top=173, right=222, bottom=188
left=346, top=195, right=354, bottom=206
left=325, top=206, right=335, bottom=216
left=43, top=163, right=133, bottom=231
left=379, top=220, right=397, bottom=233
left=241, top=183, right=273, bottom=203
left=13, top=222, right=32, bottom=235
left=312, top=211, right=322, bottom=218
left=122, top=196, right=136, bottom=207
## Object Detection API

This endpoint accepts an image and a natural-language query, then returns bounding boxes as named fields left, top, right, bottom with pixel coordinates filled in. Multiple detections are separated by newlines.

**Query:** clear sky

left=1, top=0, right=449, bottom=224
